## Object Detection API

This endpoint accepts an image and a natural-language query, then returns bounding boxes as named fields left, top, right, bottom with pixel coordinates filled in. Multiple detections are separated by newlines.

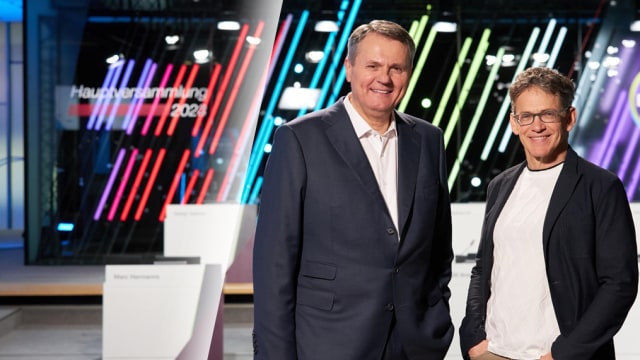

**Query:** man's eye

left=520, top=113, right=533, bottom=119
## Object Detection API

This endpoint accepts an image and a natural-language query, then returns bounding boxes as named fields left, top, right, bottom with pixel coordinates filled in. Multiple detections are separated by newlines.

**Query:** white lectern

left=103, top=204, right=256, bottom=359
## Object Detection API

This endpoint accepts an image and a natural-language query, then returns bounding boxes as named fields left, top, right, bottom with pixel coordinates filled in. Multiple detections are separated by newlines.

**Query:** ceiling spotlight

left=106, top=53, right=123, bottom=64
left=164, top=35, right=180, bottom=45
left=193, top=49, right=212, bottom=64
left=532, top=52, right=550, bottom=64
left=631, top=20, right=640, bottom=32
left=246, top=36, right=262, bottom=45
left=622, top=39, right=636, bottom=48
left=305, top=51, right=324, bottom=63
left=314, top=20, right=339, bottom=33
left=433, top=12, right=457, bottom=33
left=217, top=21, right=241, bottom=31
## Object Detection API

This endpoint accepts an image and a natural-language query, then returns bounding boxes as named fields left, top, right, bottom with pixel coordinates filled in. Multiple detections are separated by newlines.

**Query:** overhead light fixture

left=106, top=53, right=124, bottom=64
left=532, top=52, right=550, bottom=64
left=217, top=20, right=241, bottom=31
left=631, top=0, right=640, bottom=31
left=278, top=87, right=321, bottom=110
left=164, top=34, right=180, bottom=45
left=305, top=51, right=324, bottom=63
left=246, top=36, right=262, bottom=45
left=631, top=20, right=640, bottom=32
left=622, top=39, right=637, bottom=48
left=193, top=49, right=212, bottom=64
left=314, top=20, right=339, bottom=33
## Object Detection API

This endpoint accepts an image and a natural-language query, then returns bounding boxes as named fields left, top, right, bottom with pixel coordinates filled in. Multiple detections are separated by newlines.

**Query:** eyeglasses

left=512, top=107, right=570, bottom=126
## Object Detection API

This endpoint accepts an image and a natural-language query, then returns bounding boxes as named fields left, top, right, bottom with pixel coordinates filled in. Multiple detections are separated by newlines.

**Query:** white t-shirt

left=486, top=164, right=563, bottom=359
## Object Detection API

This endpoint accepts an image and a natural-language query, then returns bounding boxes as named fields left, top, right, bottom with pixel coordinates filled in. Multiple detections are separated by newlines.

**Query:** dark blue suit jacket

left=253, top=98, right=454, bottom=360
left=459, top=147, right=639, bottom=360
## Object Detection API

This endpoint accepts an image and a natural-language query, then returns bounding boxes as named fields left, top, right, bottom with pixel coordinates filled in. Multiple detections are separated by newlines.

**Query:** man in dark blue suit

left=459, top=67, right=638, bottom=360
left=252, top=20, right=454, bottom=360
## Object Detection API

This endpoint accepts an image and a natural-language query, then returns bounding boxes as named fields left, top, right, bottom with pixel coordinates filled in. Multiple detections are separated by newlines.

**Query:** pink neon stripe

left=196, top=168, right=215, bottom=204
left=167, top=64, right=200, bottom=136
left=120, top=149, right=153, bottom=221
left=154, top=64, right=188, bottom=136
left=216, top=60, right=269, bottom=202
left=158, top=149, right=191, bottom=221
left=134, top=149, right=166, bottom=221
left=93, top=149, right=126, bottom=221
left=191, top=64, right=222, bottom=137
left=141, top=64, right=174, bottom=136
left=181, top=169, right=200, bottom=204
left=268, top=14, right=292, bottom=83
left=126, top=62, right=158, bottom=135
left=194, top=24, right=251, bottom=158
left=209, top=22, right=265, bottom=157
left=107, top=148, right=139, bottom=221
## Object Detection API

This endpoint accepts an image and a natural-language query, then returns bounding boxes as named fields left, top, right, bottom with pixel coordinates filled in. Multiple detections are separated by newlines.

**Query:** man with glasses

left=459, top=67, right=638, bottom=360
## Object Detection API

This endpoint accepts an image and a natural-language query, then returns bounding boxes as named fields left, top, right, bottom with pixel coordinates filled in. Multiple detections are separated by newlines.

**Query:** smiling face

left=510, top=86, right=577, bottom=170
left=344, top=32, right=411, bottom=130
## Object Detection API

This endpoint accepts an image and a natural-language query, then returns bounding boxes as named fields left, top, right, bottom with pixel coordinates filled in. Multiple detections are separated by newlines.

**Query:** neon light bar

left=107, top=148, right=139, bottom=221
left=191, top=64, right=222, bottom=137
left=448, top=47, right=504, bottom=191
left=617, top=125, right=640, bottom=183
left=443, top=32, right=490, bottom=148
left=481, top=27, right=540, bottom=160
left=590, top=91, right=627, bottom=164
left=155, top=64, right=187, bottom=136
left=626, top=138, right=640, bottom=199
left=87, top=61, right=121, bottom=130
left=248, top=176, right=263, bottom=204
left=159, top=149, right=191, bottom=221
left=241, top=11, right=310, bottom=203
left=209, top=22, right=265, bottom=156
left=134, top=148, right=166, bottom=221
left=195, top=24, right=251, bottom=157
left=546, top=26, right=567, bottom=69
left=141, top=64, right=174, bottom=135
left=126, top=62, right=158, bottom=135
left=328, top=66, right=347, bottom=105
left=602, top=108, right=632, bottom=170
left=398, top=26, right=436, bottom=113
left=314, top=0, right=362, bottom=111
left=432, top=38, right=472, bottom=128
left=196, top=169, right=215, bottom=204
left=122, top=59, right=153, bottom=132
left=531, top=19, right=556, bottom=67
left=219, top=63, right=270, bottom=202
left=120, top=149, right=153, bottom=221
left=267, top=14, right=293, bottom=90
left=57, top=223, right=74, bottom=232
left=95, top=61, right=125, bottom=131
left=181, top=169, right=200, bottom=204
left=93, top=149, right=126, bottom=220
left=168, top=64, right=200, bottom=136
left=297, top=0, right=349, bottom=118
left=106, top=59, right=135, bottom=130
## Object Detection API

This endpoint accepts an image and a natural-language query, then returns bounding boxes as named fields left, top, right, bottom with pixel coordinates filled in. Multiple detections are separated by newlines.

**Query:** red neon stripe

left=194, top=24, right=251, bottom=158
left=191, top=64, right=222, bottom=137
left=142, top=64, right=174, bottom=135
left=167, top=64, right=200, bottom=136
left=154, top=64, right=188, bottom=136
left=108, top=148, right=139, bottom=221
left=216, top=59, right=269, bottom=201
left=208, top=22, right=265, bottom=156
left=120, top=149, right=153, bottom=221
left=158, top=149, right=191, bottom=221
left=134, top=148, right=167, bottom=221
left=181, top=169, right=200, bottom=204
left=196, top=168, right=215, bottom=204
left=69, top=103, right=171, bottom=117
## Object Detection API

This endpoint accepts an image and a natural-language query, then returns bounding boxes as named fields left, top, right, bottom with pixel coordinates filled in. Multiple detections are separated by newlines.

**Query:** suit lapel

left=543, top=148, right=581, bottom=251
left=396, top=115, right=419, bottom=236
left=324, top=102, right=390, bottom=219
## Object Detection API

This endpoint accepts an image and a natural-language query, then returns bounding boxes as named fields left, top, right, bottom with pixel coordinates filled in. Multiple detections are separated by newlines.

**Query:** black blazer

left=253, top=98, right=454, bottom=360
left=459, top=147, right=638, bottom=360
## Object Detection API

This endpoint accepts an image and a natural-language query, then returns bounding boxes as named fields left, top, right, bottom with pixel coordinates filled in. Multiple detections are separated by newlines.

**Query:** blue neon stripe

left=328, top=66, right=347, bottom=105
left=241, top=11, right=310, bottom=203
left=122, top=58, right=152, bottom=131
left=314, top=0, right=362, bottom=111
left=297, top=0, right=350, bottom=118
left=106, top=59, right=136, bottom=130
left=248, top=176, right=264, bottom=204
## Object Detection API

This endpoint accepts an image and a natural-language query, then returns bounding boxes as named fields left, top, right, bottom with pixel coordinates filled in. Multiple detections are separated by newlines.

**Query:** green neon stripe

left=444, top=29, right=491, bottom=147
left=448, top=46, right=505, bottom=191
left=398, top=24, right=436, bottom=113
left=408, top=20, right=419, bottom=39
left=480, top=27, right=540, bottom=160
left=432, top=37, right=472, bottom=128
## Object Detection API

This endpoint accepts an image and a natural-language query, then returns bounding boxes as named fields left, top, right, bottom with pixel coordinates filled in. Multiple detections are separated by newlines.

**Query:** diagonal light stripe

left=93, top=149, right=126, bottom=220
left=448, top=47, right=505, bottom=191
left=480, top=27, right=540, bottom=160
left=106, top=59, right=135, bottom=130
left=531, top=18, right=556, bottom=67
left=120, top=149, right=153, bottom=221
left=107, top=148, right=139, bottom=221
left=444, top=29, right=491, bottom=147
left=432, top=37, right=472, bottom=128
left=134, top=148, right=166, bottom=221
left=398, top=18, right=434, bottom=113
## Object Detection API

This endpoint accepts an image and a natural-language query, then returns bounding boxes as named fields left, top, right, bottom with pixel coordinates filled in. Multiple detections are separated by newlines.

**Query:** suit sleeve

left=551, top=177, right=639, bottom=359
left=253, top=125, right=306, bottom=360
